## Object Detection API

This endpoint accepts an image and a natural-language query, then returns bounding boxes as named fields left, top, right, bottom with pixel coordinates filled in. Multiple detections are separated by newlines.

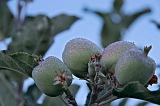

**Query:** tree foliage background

left=0, top=0, right=160, bottom=106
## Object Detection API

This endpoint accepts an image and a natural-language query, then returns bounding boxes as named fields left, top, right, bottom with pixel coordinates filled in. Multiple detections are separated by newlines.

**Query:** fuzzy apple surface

left=62, top=38, right=102, bottom=78
left=32, top=56, right=72, bottom=97
left=100, top=41, right=138, bottom=72
left=115, top=49, right=156, bottom=85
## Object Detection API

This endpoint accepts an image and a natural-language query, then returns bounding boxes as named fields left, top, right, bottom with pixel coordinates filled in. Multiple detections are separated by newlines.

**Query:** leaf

left=118, top=98, right=128, bottom=106
left=85, top=6, right=151, bottom=48
left=24, top=0, right=34, bottom=2
left=24, top=84, right=42, bottom=106
left=92, top=11, right=122, bottom=47
left=113, top=0, right=124, bottom=13
left=42, top=96, right=68, bottom=106
left=124, top=8, right=151, bottom=28
left=0, top=51, right=39, bottom=77
left=8, top=14, right=79, bottom=56
left=0, top=73, right=17, bottom=106
left=68, top=84, right=80, bottom=98
left=151, top=20, right=160, bottom=30
left=85, top=83, right=92, bottom=106
left=0, top=0, right=14, bottom=40
left=101, top=22, right=121, bottom=48
left=50, top=14, right=79, bottom=35
left=136, top=101, right=148, bottom=106
left=42, top=84, right=80, bottom=106
left=1, top=50, right=26, bottom=82
left=9, top=52, right=39, bottom=77
left=112, top=81, right=160, bottom=105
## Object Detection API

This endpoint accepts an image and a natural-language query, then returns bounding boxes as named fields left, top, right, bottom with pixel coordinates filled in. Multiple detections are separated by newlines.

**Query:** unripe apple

left=115, top=48, right=156, bottom=85
left=62, top=38, right=102, bottom=78
left=100, top=41, right=138, bottom=72
left=32, top=56, right=72, bottom=97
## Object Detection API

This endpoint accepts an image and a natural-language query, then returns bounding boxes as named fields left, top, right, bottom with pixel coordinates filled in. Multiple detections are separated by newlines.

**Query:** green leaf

left=9, top=52, right=39, bottom=77
left=0, top=51, right=38, bottom=77
left=0, top=73, right=17, bottom=106
left=124, top=8, right=151, bottom=28
left=113, top=0, right=124, bottom=13
left=112, top=81, right=160, bottom=105
left=24, top=84, right=42, bottom=106
left=50, top=14, right=79, bottom=35
left=118, top=98, right=128, bottom=106
left=151, top=20, right=160, bottom=30
left=101, top=22, right=121, bottom=48
left=0, top=0, right=14, bottom=40
left=8, top=14, right=79, bottom=56
left=85, top=6, right=151, bottom=48
left=136, top=101, right=148, bottom=106
left=85, top=83, right=92, bottom=106
left=42, top=84, right=80, bottom=106
left=24, top=0, right=34, bottom=2
left=68, top=84, right=80, bottom=98
left=91, top=11, right=122, bottom=47
left=42, top=96, right=68, bottom=106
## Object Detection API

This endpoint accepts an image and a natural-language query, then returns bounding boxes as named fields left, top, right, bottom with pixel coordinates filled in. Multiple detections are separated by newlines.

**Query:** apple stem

left=89, top=53, right=101, bottom=105
left=64, top=88, right=78, bottom=106
left=144, top=45, right=152, bottom=56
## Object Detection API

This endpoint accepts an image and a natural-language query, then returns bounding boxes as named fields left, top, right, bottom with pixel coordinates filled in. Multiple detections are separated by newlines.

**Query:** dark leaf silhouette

left=113, top=82, right=160, bottom=105
left=0, top=0, right=14, bottom=40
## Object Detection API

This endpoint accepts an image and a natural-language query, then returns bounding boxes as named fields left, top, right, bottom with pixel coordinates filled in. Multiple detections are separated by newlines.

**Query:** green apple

left=115, top=48, right=156, bottom=85
left=100, top=41, right=138, bottom=72
left=32, top=56, right=72, bottom=97
left=62, top=38, right=102, bottom=78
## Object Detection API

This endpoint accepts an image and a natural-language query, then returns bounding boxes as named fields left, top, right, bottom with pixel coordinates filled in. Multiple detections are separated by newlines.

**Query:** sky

left=1, top=0, right=160, bottom=106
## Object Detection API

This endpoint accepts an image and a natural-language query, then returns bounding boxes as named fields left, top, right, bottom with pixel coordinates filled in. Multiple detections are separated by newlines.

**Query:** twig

left=95, top=88, right=112, bottom=103
left=17, top=81, right=23, bottom=106
left=64, top=88, right=78, bottom=106
left=21, top=0, right=27, bottom=25
left=98, top=96, right=118, bottom=106
left=17, top=0, right=22, bottom=29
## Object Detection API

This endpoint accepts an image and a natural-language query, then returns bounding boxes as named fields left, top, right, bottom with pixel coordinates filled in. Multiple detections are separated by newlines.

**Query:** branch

left=17, top=81, right=23, bottom=106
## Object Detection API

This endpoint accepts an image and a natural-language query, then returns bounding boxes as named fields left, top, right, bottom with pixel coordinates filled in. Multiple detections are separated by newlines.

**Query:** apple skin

left=115, top=49, right=156, bottom=85
left=62, top=38, right=102, bottom=78
left=100, top=41, right=138, bottom=72
left=32, top=56, right=72, bottom=97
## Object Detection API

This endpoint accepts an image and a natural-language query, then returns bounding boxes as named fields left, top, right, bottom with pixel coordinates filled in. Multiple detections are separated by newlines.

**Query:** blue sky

left=1, top=0, right=160, bottom=105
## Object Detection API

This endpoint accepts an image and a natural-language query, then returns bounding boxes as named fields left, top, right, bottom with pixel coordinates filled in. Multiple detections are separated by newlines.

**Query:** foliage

left=85, top=0, right=151, bottom=48
left=0, top=0, right=79, bottom=106
left=0, top=51, right=38, bottom=77
left=0, top=0, right=159, bottom=106
left=113, top=82, right=160, bottom=104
